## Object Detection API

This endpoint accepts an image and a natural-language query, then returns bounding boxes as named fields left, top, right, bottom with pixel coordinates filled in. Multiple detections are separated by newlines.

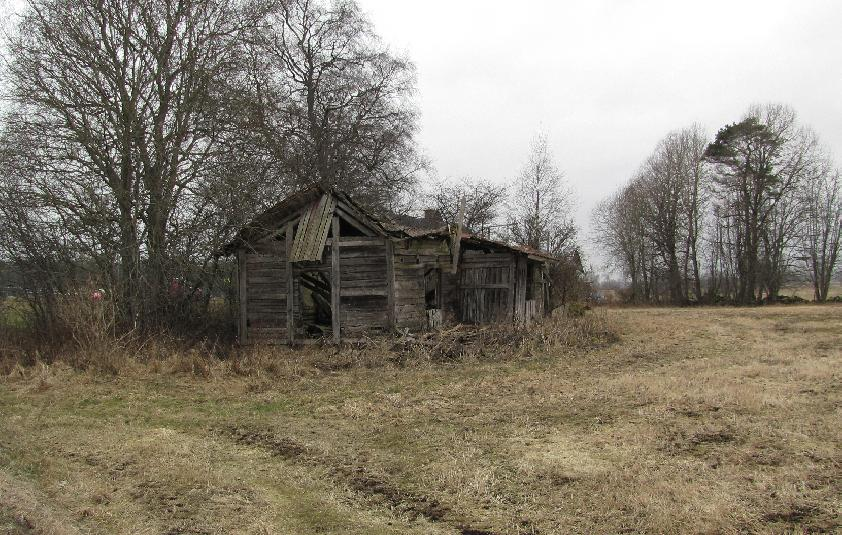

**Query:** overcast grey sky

left=356, top=0, right=842, bottom=269
left=3, top=0, right=839, bottom=271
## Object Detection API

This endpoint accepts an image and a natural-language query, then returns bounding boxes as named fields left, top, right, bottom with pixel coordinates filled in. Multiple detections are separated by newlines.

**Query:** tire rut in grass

left=218, top=425, right=501, bottom=534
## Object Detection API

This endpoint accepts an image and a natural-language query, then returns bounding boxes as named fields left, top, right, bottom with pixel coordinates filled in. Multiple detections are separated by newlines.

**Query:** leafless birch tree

left=507, top=134, right=576, bottom=256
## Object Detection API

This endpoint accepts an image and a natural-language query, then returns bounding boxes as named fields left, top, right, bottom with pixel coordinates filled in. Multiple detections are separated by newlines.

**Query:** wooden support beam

left=450, top=195, right=465, bottom=274
left=286, top=221, right=295, bottom=344
left=340, top=288, right=388, bottom=297
left=238, top=249, right=248, bottom=345
left=507, top=256, right=515, bottom=323
left=385, top=238, right=395, bottom=330
left=331, top=216, right=341, bottom=343
left=325, top=238, right=383, bottom=247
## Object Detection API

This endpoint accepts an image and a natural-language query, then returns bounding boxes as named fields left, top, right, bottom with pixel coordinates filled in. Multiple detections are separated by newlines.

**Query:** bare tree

left=507, top=134, right=576, bottom=256
left=799, top=167, right=842, bottom=301
left=3, top=0, right=258, bottom=330
left=679, top=126, right=709, bottom=302
left=592, top=178, right=658, bottom=303
left=638, top=126, right=709, bottom=303
left=594, top=125, right=708, bottom=304
left=427, top=178, right=506, bottom=234
left=253, top=0, right=421, bottom=211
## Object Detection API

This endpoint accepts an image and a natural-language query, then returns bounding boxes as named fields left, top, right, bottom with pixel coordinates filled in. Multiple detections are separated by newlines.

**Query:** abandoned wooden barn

left=223, top=186, right=557, bottom=344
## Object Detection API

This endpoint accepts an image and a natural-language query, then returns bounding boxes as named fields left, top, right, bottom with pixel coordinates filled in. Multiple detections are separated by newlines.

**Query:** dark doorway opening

left=298, top=270, right=332, bottom=338
left=425, top=267, right=442, bottom=328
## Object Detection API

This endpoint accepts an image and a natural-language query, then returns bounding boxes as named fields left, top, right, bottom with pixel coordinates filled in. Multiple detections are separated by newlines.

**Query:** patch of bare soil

left=219, top=426, right=499, bottom=534
left=660, top=423, right=737, bottom=455
left=0, top=507, right=35, bottom=535
left=762, top=503, right=840, bottom=533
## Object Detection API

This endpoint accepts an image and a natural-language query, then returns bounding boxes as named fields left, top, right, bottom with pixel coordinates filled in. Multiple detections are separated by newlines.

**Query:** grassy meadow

left=1, top=305, right=840, bottom=534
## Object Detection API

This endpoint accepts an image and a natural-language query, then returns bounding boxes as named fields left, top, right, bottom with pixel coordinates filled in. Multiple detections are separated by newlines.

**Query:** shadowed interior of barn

left=223, top=187, right=556, bottom=344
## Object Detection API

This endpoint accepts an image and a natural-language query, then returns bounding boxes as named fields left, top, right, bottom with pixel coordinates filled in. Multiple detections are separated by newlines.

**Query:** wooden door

left=457, top=253, right=512, bottom=324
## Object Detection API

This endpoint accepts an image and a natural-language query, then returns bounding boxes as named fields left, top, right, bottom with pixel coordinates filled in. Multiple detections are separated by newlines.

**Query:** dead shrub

left=2, top=303, right=617, bottom=379
left=387, top=310, right=616, bottom=364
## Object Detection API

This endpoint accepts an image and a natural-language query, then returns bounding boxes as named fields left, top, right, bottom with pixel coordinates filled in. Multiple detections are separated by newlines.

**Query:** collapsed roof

left=222, top=185, right=558, bottom=262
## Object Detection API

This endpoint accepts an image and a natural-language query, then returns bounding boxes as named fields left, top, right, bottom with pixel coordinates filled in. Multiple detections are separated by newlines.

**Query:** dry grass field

left=1, top=306, right=840, bottom=534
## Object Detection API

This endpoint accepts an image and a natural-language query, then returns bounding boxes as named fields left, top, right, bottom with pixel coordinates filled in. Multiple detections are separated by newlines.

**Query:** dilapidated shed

left=223, top=186, right=556, bottom=344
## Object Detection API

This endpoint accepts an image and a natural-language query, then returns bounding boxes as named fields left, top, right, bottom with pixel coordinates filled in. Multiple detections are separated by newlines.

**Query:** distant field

left=1, top=306, right=841, bottom=534
left=780, top=283, right=842, bottom=300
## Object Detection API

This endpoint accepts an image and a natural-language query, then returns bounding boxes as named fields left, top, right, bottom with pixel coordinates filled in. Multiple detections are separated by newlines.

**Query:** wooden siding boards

left=337, top=239, right=390, bottom=334
left=386, top=239, right=396, bottom=329
left=457, top=249, right=515, bottom=324
left=238, top=250, right=247, bottom=344
left=393, top=260, right=425, bottom=330
left=242, top=238, right=288, bottom=344
left=514, top=255, right=528, bottom=323
left=331, top=217, right=341, bottom=343
left=286, top=222, right=295, bottom=344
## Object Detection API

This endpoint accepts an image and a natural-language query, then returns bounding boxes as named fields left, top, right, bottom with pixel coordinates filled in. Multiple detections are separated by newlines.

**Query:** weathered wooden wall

left=392, top=239, right=452, bottom=330
left=337, top=237, right=390, bottom=336
left=237, top=226, right=551, bottom=344
left=240, top=238, right=288, bottom=344
left=459, top=250, right=514, bottom=324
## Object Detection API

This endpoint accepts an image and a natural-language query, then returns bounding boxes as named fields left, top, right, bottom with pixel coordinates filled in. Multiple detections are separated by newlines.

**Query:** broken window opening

left=424, top=268, right=441, bottom=310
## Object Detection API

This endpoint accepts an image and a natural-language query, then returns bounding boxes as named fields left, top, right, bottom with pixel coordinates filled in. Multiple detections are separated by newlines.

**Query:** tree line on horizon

left=592, top=103, right=842, bottom=305
left=0, top=0, right=580, bottom=339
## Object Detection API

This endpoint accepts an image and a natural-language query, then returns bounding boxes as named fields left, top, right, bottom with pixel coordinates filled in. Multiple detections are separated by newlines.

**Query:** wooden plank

left=313, top=195, right=337, bottom=260
left=341, top=279, right=387, bottom=289
left=248, top=327, right=287, bottom=336
left=327, top=237, right=383, bottom=247
left=338, top=248, right=387, bottom=259
left=286, top=221, right=295, bottom=344
left=301, top=195, right=326, bottom=260
left=246, top=274, right=287, bottom=285
left=238, top=250, right=248, bottom=344
left=462, top=252, right=512, bottom=260
left=290, top=194, right=336, bottom=262
left=507, top=254, right=515, bottom=322
left=337, top=255, right=387, bottom=265
left=451, top=195, right=465, bottom=274
left=290, top=199, right=312, bottom=261
left=457, top=261, right=512, bottom=269
left=459, top=283, right=511, bottom=289
left=331, top=216, right=341, bottom=343
left=246, top=254, right=284, bottom=264
left=341, top=268, right=387, bottom=280
left=340, top=288, right=388, bottom=297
